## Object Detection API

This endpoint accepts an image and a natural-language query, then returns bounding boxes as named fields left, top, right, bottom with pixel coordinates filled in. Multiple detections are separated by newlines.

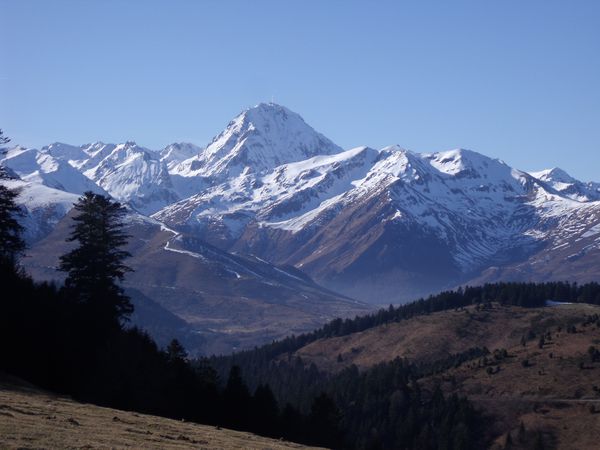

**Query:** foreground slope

left=0, top=375, right=324, bottom=450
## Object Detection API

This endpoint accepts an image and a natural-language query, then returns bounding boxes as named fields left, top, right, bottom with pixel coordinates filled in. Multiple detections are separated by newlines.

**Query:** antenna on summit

left=271, top=94, right=275, bottom=104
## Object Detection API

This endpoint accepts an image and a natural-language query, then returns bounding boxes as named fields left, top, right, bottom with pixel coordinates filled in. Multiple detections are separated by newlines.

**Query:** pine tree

left=223, top=365, right=252, bottom=429
left=252, top=384, right=279, bottom=435
left=0, top=129, right=10, bottom=176
left=504, top=431, right=513, bottom=449
left=309, top=392, right=343, bottom=448
left=59, top=192, right=133, bottom=327
left=166, top=339, right=188, bottom=363
left=0, top=129, right=25, bottom=270
left=0, top=185, right=25, bottom=269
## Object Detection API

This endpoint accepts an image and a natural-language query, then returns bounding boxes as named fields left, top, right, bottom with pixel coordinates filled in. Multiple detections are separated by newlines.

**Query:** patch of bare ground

left=0, top=375, right=325, bottom=450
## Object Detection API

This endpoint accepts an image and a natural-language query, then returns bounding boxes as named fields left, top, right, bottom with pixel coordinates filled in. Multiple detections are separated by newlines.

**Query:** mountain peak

left=182, top=103, right=342, bottom=179
left=531, top=167, right=576, bottom=184
left=160, top=143, right=202, bottom=170
left=247, top=101, right=293, bottom=114
left=424, top=147, right=509, bottom=178
left=529, top=167, right=600, bottom=202
left=234, top=102, right=308, bottom=132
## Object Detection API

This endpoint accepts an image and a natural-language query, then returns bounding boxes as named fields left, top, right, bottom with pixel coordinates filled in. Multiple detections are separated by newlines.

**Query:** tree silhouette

left=0, top=129, right=10, bottom=174
left=0, top=129, right=25, bottom=270
left=309, top=392, right=343, bottom=448
left=0, top=185, right=25, bottom=269
left=59, top=192, right=133, bottom=328
left=251, top=384, right=279, bottom=436
left=223, top=365, right=252, bottom=429
left=166, top=338, right=188, bottom=363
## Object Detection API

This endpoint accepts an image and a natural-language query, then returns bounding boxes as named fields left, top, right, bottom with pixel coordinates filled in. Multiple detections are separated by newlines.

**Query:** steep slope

left=170, top=102, right=342, bottom=180
left=159, top=142, right=202, bottom=170
left=155, top=145, right=381, bottom=247
left=157, top=140, right=600, bottom=303
left=467, top=197, right=600, bottom=286
left=82, top=141, right=179, bottom=214
left=4, top=141, right=187, bottom=216
left=530, top=167, right=600, bottom=202
left=0, top=178, right=80, bottom=243
left=23, top=210, right=369, bottom=356
left=1, top=146, right=106, bottom=196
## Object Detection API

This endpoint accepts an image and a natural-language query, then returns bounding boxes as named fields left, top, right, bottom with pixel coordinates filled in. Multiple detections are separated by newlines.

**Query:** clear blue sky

left=1, top=0, right=599, bottom=180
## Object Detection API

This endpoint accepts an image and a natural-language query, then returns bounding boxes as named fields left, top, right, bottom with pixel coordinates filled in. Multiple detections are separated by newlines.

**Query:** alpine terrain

left=3, top=102, right=600, bottom=354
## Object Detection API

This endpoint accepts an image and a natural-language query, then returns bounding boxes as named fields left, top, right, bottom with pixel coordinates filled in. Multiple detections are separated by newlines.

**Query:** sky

left=1, top=0, right=599, bottom=181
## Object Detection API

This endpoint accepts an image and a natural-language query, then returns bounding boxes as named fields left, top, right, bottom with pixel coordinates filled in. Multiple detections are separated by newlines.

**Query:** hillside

left=0, top=374, right=324, bottom=450
left=289, top=303, right=600, bottom=449
left=421, top=305, right=600, bottom=450
left=294, top=302, right=600, bottom=371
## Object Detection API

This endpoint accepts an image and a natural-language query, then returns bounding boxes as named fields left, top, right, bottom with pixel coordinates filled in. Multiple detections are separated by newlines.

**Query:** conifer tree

left=309, top=392, right=343, bottom=448
left=0, top=130, right=25, bottom=270
left=252, top=384, right=279, bottom=435
left=223, top=365, right=252, bottom=429
left=0, top=185, right=25, bottom=269
left=0, top=129, right=10, bottom=168
left=166, top=338, right=188, bottom=363
left=59, top=192, right=133, bottom=327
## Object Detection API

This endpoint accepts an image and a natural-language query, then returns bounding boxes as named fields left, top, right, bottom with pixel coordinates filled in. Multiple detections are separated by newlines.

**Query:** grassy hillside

left=294, top=303, right=600, bottom=371
left=0, top=374, right=325, bottom=450
left=290, top=303, right=600, bottom=449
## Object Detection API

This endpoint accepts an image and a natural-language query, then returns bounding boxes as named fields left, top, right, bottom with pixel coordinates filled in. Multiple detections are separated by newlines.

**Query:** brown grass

left=416, top=305, right=600, bottom=450
left=0, top=375, right=325, bottom=450
left=294, top=303, right=600, bottom=371
left=292, top=303, right=600, bottom=449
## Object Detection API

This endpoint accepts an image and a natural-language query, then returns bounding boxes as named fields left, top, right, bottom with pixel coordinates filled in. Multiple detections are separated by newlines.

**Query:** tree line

left=208, top=349, right=489, bottom=449
left=211, top=280, right=600, bottom=371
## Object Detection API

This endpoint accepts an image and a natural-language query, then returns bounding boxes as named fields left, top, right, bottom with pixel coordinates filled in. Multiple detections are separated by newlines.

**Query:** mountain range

left=3, top=102, right=600, bottom=353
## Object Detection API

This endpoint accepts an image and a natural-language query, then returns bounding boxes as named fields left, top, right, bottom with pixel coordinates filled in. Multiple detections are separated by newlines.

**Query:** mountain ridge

left=3, top=102, right=600, bottom=308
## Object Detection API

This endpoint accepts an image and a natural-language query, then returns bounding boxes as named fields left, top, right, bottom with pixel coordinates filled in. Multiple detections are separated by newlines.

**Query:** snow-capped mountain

left=2, top=141, right=194, bottom=216
left=81, top=141, right=180, bottom=215
left=529, top=167, right=600, bottom=202
left=156, top=140, right=600, bottom=301
left=6, top=102, right=600, bottom=305
left=170, top=103, right=342, bottom=180
left=159, top=142, right=202, bottom=170
left=2, top=145, right=107, bottom=196
left=0, top=177, right=81, bottom=243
